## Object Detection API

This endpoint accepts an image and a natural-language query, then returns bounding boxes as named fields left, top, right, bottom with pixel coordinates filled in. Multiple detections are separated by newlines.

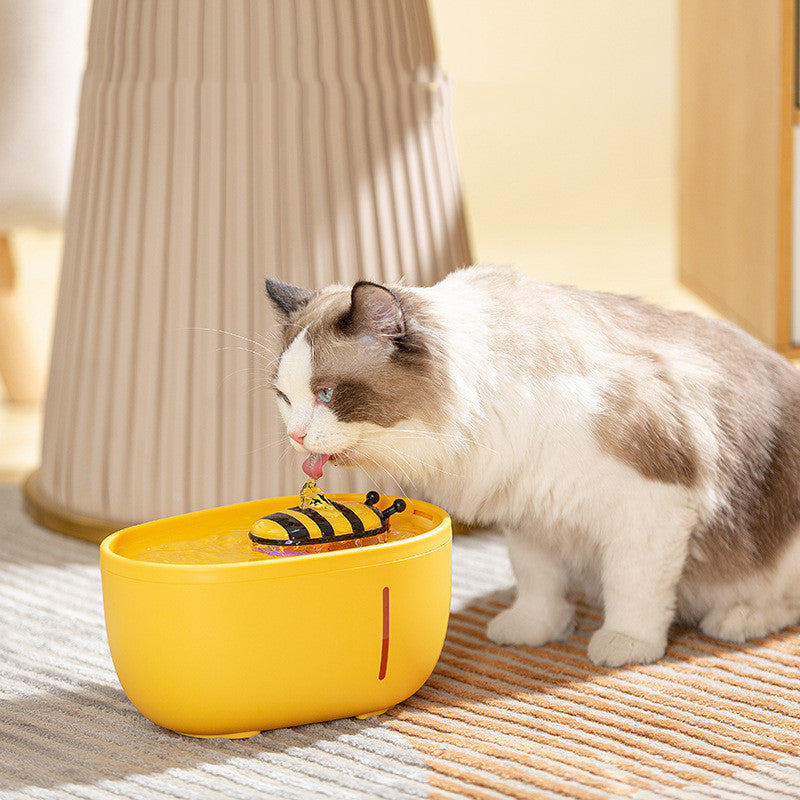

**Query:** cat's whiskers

left=377, top=441, right=463, bottom=481
left=355, top=427, right=468, bottom=480
left=221, top=367, right=275, bottom=386
left=355, top=451, right=409, bottom=495
left=386, top=427, right=498, bottom=456
left=250, top=438, right=296, bottom=461
left=246, top=439, right=286, bottom=457
left=218, top=349, right=283, bottom=378
left=354, top=430, right=461, bottom=482
left=247, top=377, right=281, bottom=397
left=356, top=437, right=419, bottom=483
left=367, top=440, right=428, bottom=481
left=368, top=447, right=421, bottom=489
left=252, top=432, right=294, bottom=449
left=215, top=345, right=281, bottom=368
left=182, top=326, right=277, bottom=357
left=184, top=327, right=284, bottom=391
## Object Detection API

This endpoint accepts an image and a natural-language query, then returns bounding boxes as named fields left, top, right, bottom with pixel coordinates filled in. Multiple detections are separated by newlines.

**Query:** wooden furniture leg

left=0, top=236, right=45, bottom=403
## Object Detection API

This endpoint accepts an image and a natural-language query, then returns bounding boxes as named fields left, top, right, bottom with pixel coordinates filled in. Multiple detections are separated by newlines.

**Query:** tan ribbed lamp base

left=31, top=0, right=471, bottom=539
left=23, top=471, right=125, bottom=544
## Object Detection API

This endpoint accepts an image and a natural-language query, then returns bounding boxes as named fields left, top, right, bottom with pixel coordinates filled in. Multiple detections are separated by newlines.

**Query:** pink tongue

left=302, top=453, right=330, bottom=479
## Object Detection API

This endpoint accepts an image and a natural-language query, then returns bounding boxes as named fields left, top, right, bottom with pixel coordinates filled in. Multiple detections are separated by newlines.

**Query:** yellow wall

left=429, top=0, right=677, bottom=294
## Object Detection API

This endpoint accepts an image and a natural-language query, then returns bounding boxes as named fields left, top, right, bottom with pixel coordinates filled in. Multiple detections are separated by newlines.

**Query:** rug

left=1, top=484, right=800, bottom=799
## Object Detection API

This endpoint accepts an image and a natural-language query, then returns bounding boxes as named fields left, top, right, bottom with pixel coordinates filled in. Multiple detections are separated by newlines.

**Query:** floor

left=7, top=480, right=800, bottom=800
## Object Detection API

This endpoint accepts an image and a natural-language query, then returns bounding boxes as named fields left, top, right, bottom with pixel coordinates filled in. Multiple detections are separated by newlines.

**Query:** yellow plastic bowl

left=100, top=494, right=451, bottom=738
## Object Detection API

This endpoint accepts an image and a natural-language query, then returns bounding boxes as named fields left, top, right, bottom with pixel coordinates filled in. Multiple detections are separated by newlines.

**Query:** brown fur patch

left=688, top=380, right=800, bottom=580
left=278, top=284, right=452, bottom=429
left=594, top=366, right=699, bottom=488
left=580, top=286, right=800, bottom=578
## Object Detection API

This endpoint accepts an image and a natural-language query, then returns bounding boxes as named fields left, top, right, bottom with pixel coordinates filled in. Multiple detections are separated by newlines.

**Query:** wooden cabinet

left=679, top=0, right=798, bottom=355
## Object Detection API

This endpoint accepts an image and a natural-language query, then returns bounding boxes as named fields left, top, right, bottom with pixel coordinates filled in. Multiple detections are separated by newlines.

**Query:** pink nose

left=289, top=432, right=306, bottom=445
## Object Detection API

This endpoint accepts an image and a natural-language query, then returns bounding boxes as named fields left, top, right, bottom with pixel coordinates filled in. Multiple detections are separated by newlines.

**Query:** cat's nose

left=289, top=431, right=306, bottom=445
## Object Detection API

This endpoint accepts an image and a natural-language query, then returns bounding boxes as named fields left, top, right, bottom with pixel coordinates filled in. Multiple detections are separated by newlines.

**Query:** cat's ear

left=265, top=279, right=314, bottom=317
left=343, top=281, right=405, bottom=342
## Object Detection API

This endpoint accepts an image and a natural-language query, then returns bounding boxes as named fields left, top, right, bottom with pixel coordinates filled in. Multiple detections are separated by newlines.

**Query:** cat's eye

left=316, top=387, right=334, bottom=404
left=274, top=388, right=290, bottom=405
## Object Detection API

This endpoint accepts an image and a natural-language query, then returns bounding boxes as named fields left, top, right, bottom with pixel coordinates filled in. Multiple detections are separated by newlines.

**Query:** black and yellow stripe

left=249, top=500, right=385, bottom=546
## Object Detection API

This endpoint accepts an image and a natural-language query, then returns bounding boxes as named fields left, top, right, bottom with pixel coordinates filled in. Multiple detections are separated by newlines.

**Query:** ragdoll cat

left=265, top=265, right=800, bottom=666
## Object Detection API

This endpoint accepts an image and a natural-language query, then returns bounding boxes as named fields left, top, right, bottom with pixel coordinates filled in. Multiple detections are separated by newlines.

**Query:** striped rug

left=391, top=598, right=800, bottom=800
left=2, top=484, right=800, bottom=799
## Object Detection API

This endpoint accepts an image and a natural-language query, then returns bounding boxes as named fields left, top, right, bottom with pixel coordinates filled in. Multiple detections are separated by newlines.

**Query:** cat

left=265, top=264, right=800, bottom=666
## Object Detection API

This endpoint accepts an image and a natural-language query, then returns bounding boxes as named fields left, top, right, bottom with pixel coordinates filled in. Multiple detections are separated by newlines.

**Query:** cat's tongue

left=302, top=453, right=330, bottom=480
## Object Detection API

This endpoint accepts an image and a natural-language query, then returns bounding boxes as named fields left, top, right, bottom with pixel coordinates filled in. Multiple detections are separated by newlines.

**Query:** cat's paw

left=700, top=602, right=800, bottom=643
left=700, top=604, right=756, bottom=643
left=487, top=603, right=574, bottom=648
left=587, top=628, right=665, bottom=667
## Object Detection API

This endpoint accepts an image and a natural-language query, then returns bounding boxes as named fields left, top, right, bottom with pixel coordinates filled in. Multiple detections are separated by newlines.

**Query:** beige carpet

left=2, top=484, right=800, bottom=799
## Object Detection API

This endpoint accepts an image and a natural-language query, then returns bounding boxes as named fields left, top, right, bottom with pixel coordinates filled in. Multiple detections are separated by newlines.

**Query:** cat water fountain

left=100, top=480, right=452, bottom=738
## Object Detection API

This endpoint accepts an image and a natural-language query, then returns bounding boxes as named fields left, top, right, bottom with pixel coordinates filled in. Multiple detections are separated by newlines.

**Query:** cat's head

left=266, top=278, right=451, bottom=482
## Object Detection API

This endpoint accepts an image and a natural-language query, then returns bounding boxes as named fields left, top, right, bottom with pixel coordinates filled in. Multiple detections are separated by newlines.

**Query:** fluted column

left=27, top=0, right=471, bottom=538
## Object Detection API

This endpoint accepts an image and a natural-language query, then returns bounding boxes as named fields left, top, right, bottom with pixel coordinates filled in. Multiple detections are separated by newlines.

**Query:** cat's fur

left=266, top=265, right=800, bottom=666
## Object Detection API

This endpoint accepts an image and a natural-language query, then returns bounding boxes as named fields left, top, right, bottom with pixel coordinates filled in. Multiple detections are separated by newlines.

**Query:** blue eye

left=316, top=387, right=334, bottom=404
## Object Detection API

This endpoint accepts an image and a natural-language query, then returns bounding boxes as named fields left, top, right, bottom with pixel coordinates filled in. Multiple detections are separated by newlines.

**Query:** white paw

left=587, top=627, right=665, bottom=667
left=700, top=602, right=798, bottom=643
left=701, top=604, right=754, bottom=643
left=487, top=602, right=574, bottom=648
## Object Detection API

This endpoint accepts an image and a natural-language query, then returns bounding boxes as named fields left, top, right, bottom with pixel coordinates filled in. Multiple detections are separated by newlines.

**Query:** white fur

left=276, top=332, right=337, bottom=455
left=275, top=330, right=380, bottom=462
left=691, top=531, right=800, bottom=642
left=274, top=270, right=800, bottom=666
